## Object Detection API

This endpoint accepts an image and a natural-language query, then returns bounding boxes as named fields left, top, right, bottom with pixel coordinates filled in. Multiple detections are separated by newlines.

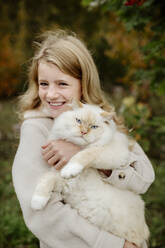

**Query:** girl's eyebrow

left=38, top=79, right=70, bottom=84
left=38, top=79, right=48, bottom=82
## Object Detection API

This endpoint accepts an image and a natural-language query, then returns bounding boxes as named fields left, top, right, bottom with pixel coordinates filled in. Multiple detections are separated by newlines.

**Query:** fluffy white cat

left=31, top=102, right=149, bottom=247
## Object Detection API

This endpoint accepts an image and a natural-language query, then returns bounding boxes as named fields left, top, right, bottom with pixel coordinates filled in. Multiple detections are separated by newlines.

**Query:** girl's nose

left=47, top=87, right=60, bottom=99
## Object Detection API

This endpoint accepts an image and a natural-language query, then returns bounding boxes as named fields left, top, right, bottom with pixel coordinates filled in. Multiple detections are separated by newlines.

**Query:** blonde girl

left=12, top=30, right=154, bottom=248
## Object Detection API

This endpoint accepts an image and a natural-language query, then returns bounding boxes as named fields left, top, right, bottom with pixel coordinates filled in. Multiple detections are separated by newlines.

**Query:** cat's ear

left=101, top=111, right=116, bottom=124
left=69, top=98, right=83, bottom=110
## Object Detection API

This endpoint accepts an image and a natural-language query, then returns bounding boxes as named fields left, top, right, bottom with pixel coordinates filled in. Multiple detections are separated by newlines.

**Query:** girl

left=12, top=29, right=155, bottom=248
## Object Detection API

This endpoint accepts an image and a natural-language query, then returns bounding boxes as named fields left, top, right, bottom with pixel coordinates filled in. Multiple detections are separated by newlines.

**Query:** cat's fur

left=31, top=102, right=149, bottom=247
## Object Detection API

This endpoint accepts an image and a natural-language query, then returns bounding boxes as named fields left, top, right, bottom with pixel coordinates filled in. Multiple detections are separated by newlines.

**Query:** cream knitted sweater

left=12, top=110, right=155, bottom=248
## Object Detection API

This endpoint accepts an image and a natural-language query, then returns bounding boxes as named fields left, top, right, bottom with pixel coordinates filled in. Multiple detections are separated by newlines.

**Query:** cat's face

left=52, top=103, right=116, bottom=146
left=74, top=110, right=103, bottom=143
left=61, top=107, right=115, bottom=145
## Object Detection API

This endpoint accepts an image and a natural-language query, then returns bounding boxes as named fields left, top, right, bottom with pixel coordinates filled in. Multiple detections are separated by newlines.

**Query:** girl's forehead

left=38, top=61, right=78, bottom=82
left=38, top=61, right=61, bottom=74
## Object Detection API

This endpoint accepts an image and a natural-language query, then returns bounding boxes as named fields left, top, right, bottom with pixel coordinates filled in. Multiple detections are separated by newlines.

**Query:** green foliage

left=118, top=96, right=165, bottom=159
left=144, top=161, right=165, bottom=247
left=83, top=0, right=165, bottom=94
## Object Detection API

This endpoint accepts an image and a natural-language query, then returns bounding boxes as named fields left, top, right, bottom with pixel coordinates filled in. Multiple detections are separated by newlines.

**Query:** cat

left=31, top=102, right=149, bottom=247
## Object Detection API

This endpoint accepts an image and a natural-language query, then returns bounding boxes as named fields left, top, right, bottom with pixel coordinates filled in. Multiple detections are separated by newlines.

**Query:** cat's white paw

left=61, top=162, right=83, bottom=178
left=31, top=195, right=49, bottom=210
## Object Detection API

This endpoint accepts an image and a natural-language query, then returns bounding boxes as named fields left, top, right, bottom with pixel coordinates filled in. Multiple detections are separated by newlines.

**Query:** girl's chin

left=48, top=108, right=64, bottom=118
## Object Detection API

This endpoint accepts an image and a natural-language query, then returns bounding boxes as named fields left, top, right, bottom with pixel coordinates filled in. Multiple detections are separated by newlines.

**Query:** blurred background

left=0, top=0, right=164, bottom=247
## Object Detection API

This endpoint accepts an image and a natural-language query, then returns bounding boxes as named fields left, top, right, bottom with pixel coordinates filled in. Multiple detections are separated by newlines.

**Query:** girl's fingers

left=54, top=158, right=67, bottom=170
left=42, top=141, right=55, bottom=151
left=44, top=151, right=56, bottom=162
left=41, top=143, right=49, bottom=149
left=41, top=140, right=73, bottom=168
left=42, top=144, right=53, bottom=156
left=48, top=155, right=60, bottom=166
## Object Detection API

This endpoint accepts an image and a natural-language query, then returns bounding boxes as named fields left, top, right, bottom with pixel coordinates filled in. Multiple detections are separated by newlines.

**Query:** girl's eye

left=59, top=82, right=68, bottom=86
left=39, top=82, right=48, bottom=87
left=91, top=125, right=99, bottom=129
left=76, top=118, right=82, bottom=124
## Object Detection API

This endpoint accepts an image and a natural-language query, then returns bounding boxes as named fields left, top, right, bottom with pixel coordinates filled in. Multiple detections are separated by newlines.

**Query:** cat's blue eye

left=76, top=118, right=82, bottom=124
left=91, top=125, right=99, bottom=129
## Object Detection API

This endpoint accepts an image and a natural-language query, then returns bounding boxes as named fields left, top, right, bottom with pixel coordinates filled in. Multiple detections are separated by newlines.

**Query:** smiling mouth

left=48, top=102, right=65, bottom=108
left=48, top=102, right=65, bottom=107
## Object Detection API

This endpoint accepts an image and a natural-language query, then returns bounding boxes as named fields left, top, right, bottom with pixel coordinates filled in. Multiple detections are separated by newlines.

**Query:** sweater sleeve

left=12, top=119, right=125, bottom=248
left=103, top=142, right=155, bottom=194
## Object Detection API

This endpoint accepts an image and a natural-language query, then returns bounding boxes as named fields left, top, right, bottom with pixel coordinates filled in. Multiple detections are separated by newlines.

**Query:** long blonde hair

left=19, top=30, right=112, bottom=112
left=18, top=29, right=126, bottom=132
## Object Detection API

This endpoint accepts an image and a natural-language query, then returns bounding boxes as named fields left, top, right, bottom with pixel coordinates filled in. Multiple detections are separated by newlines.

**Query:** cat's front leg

left=61, top=161, right=84, bottom=178
left=61, top=147, right=98, bottom=178
left=61, top=144, right=130, bottom=179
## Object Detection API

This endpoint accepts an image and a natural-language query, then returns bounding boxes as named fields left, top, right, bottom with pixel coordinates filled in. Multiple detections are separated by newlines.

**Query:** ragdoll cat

left=31, top=102, right=149, bottom=247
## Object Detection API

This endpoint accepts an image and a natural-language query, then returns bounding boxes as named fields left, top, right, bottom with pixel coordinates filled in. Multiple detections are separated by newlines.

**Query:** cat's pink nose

left=81, top=131, right=87, bottom=135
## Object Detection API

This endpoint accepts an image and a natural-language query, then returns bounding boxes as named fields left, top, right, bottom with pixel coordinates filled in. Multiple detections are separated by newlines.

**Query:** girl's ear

left=101, top=111, right=116, bottom=124
left=69, top=98, right=83, bottom=110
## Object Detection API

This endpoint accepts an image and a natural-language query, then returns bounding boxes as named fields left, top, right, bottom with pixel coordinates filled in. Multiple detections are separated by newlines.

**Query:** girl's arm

left=102, top=142, right=155, bottom=194
left=12, top=118, right=125, bottom=248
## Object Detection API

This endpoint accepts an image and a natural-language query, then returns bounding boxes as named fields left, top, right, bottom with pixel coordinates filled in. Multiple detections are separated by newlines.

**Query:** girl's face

left=38, top=61, right=81, bottom=118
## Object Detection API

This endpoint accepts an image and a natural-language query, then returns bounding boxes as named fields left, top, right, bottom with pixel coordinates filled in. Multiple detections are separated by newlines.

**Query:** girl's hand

left=124, top=240, right=139, bottom=248
left=42, top=140, right=81, bottom=170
